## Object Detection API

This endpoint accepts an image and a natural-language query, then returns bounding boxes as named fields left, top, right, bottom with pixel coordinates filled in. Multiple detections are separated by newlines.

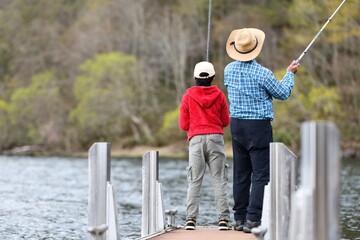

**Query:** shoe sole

left=219, top=227, right=230, bottom=230
left=185, top=219, right=196, bottom=230
left=243, top=227, right=252, bottom=233
left=233, top=225, right=244, bottom=231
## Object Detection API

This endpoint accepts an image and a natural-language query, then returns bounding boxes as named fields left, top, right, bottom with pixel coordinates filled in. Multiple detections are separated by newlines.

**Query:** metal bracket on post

left=252, top=227, right=268, bottom=240
left=87, top=225, right=108, bottom=238
left=165, top=209, right=178, bottom=229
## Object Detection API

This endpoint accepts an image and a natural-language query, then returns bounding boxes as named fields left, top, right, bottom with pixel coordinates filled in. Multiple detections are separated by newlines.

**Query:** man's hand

left=288, top=61, right=300, bottom=74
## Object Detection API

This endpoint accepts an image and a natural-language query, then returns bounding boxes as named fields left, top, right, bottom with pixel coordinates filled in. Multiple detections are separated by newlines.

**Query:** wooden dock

left=147, top=227, right=256, bottom=240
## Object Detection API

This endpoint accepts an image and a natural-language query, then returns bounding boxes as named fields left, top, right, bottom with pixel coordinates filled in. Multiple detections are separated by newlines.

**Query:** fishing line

left=206, top=0, right=212, bottom=61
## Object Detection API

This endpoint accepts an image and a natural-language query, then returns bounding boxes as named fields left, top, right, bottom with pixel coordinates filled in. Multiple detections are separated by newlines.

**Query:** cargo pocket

left=223, top=163, right=229, bottom=181
left=186, top=166, right=192, bottom=183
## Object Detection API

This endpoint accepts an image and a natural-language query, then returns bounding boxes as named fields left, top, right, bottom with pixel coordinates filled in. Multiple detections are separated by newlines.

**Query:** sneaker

left=242, top=220, right=261, bottom=233
left=218, top=220, right=230, bottom=230
left=185, top=219, right=196, bottom=230
left=233, top=219, right=246, bottom=231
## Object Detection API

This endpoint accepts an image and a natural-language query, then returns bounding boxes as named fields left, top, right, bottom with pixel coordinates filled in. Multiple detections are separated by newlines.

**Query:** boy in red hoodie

left=179, top=61, right=231, bottom=231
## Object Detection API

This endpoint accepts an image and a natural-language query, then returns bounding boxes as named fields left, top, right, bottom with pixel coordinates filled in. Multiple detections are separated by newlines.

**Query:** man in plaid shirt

left=224, top=28, right=300, bottom=233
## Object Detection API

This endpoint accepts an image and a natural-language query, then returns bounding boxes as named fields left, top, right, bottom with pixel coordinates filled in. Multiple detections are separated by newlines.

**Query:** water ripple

left=0, top=156, right=359, bottom=239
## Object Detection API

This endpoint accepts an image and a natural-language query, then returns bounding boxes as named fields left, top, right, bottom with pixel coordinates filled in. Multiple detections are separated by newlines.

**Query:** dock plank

left=148, top=227, right=256, bottom=240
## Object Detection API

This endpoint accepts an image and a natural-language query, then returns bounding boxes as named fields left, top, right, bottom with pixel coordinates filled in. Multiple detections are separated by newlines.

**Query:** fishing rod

left=296, top=0, right=347, bottom=64
left=206, top=0, right=212, bottom=61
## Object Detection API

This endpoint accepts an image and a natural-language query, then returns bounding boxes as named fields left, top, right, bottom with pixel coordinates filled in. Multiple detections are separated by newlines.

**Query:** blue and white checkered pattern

left=224, top=60, right=294, bottom=120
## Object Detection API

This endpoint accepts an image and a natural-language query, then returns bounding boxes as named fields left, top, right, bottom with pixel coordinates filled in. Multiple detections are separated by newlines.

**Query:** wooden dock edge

left=138, top=226, right=256, bottom=240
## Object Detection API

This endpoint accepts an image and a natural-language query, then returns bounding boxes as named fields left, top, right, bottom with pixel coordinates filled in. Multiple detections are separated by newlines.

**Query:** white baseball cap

left=193, top=61, right=215, bottom=79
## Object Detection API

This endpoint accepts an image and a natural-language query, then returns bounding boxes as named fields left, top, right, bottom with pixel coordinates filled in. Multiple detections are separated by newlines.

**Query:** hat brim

left=226, top=28, right=265, bottom=61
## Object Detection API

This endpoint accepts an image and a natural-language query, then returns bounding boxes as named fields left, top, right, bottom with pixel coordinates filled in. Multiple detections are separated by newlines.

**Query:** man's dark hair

left=195, top=75, right=214, bottom=86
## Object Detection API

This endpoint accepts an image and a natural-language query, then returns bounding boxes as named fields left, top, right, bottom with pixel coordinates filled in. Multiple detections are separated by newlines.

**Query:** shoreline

left=110, top=142, right=235, bottom=159
left=71, top=142, right=234, bottom=159
left=0, top=142, right=233, bottom=160
left=2, top=142, right=359, bottom=160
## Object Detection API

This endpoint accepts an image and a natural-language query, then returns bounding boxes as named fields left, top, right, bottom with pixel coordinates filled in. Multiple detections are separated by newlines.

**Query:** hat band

left=231, top=37, right=258, bottom=54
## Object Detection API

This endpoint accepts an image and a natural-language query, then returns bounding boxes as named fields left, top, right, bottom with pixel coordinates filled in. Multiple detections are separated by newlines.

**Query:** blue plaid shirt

left=224, top=60, right=294, bottom=120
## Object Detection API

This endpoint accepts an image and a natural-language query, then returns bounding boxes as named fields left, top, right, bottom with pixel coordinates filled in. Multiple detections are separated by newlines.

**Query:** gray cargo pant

left=186, top=134, right=230, bottom=222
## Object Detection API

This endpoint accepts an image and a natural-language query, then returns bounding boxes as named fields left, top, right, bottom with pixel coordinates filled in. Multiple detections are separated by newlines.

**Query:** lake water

left=0, top=155, right=359, bottom=240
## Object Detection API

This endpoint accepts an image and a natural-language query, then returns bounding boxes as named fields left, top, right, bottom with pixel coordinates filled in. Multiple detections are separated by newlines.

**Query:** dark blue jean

left=230, top=118, right=272, bottom=222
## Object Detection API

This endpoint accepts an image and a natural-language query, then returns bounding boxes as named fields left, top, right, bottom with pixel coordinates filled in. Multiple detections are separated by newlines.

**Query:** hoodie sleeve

left=179, top=94, right=190, bottom=131
left=220, top=93, right=230, bottom=127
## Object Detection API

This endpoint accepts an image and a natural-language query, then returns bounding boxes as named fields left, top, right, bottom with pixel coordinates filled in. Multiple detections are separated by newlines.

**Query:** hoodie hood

left=186, top=85, right=222, bottom=109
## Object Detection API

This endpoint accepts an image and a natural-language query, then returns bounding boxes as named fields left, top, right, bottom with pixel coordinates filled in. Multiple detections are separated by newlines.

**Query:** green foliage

left=7, top=70, right=64, bottom=146
left=273, top=67, right=344, bottom=152
left=69, top=52, right=139, bottom=146
left=159, top=108, right=179, bottom=132
left=0, top=0, right=358, bottom=153
left=298, top=85, right=342, bottom=120
left=157, top=107, right=186, bottom=144
left=73, top=52, right=136, bottom=101
left=11, top=0, right=86, bottom=24
left=0, top=99, right=10, bottom=149
left=0, top=99, right=8, bottom=111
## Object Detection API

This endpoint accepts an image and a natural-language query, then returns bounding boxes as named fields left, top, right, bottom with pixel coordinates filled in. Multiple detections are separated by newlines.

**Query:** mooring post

left=141, top=150, right=165, bottom=237
left=87, top=142, right=119, bottom=240
left=260, top=142, right=297, bottom=240
left=289, top=121, right=340, bottom=240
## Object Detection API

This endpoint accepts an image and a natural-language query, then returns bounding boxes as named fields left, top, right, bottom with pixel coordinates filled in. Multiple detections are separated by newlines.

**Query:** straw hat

left=193, top=61, right=215, bottom=79
left=226, top=28, right=265, bottom=61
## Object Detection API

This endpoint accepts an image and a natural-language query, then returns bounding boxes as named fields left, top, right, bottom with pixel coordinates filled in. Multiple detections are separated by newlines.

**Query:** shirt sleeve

left=220, top=93, right=230, bottom=127
left=178, top=95, right=190, bottom=131
left=263, top=70, right=294, bottom=100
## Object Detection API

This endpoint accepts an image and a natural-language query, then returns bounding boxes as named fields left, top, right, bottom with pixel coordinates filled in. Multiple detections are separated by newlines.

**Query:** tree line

left=0, top=0, right=359, bottom=155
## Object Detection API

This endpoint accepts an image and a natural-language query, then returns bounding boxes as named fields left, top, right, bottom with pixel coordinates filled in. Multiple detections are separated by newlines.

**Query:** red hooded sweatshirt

left=179, top=85, right=230, bottom=141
